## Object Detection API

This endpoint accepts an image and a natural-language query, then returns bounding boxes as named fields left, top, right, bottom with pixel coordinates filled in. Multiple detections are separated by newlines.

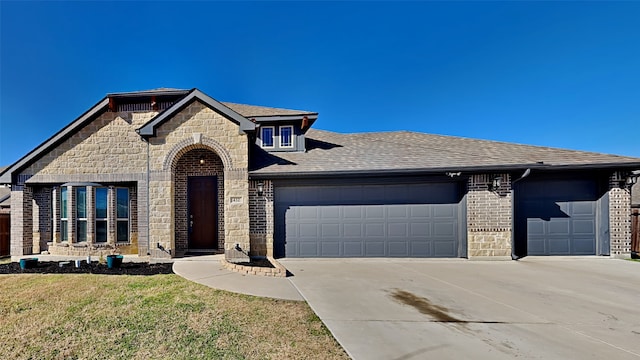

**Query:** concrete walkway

left=172, top=255, right=303, bottom=301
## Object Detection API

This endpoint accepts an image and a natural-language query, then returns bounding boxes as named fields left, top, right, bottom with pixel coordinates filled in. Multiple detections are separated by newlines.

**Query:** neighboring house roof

left=249, top=129, right=640, bottom=177
left=0, top=89, right=310, bottom=183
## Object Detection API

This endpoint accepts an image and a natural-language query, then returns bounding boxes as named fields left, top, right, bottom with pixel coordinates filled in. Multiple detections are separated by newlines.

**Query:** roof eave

left=0, top=97, right=111, bottom=184
left=248, top=162, right=640, bottom=179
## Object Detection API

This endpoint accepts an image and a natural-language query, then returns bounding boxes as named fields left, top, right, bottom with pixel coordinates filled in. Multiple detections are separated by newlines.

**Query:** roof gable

left=136, top=89, right=256, bottom=137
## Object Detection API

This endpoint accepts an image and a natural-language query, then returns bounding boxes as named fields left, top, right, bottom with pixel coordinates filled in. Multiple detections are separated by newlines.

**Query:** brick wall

left=467, top=173, right=512, bottom=257
left=32, top=187, right=52, bottom=253
left=609, top=171, right=632, bottom=256
left=174, top=148, right=225, bottom=254
left=249, top=180, right=273, bottom=257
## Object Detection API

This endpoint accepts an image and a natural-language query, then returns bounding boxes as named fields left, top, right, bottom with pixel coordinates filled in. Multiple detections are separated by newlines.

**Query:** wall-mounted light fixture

left=257, top=181, right=264, bottom=196
left=625, top=170, right=640, bottom=187
left=488, top=175, right=502, bottom=192
left=199, top=156, right=205, bottom=165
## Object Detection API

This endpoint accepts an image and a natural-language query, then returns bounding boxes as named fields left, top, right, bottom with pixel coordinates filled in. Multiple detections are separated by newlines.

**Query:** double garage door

left=274, top=182, right=464, bottom=258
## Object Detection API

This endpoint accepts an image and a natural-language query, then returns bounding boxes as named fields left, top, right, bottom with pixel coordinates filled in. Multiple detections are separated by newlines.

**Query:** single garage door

left=515, top=178, right=605, bottom=256
left=274, top=182, right=464, bottom=258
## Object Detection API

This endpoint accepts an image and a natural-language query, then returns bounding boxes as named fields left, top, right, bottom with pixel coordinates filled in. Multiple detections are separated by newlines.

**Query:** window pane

left=61, top=220, right=68, bottom=241
left=280, top=126, right=292, bottom=147
left=77, top=221, right=87, bottom=242
left=61, top=187, right=67, bottom=218
left=95, top=221, right=107, bottom=242
left=95, top=188, right=108, bottom=219
left=76, top=187, right=86, bottom=218
left=262, top=127, right=273, bottom=147
left=117, top=221, right=129, bottom=242
left=117, top=188, right=129, bottom=218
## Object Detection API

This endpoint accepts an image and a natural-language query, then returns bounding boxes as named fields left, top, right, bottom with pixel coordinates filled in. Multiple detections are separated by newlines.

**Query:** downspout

left=510, top=169, right=531, bottom=260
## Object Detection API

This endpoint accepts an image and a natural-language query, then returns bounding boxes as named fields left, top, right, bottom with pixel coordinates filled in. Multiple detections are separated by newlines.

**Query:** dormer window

left=280, top=125, right=294, bottom=148
left=261, top=126, right=274, bottom=148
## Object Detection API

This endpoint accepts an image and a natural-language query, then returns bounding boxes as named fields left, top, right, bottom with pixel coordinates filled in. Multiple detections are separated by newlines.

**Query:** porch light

left=199, top=156, right=205, bottom=165
left=257, top=181, right=264, bottom=196
left=488, top=176, right=502, bottom=192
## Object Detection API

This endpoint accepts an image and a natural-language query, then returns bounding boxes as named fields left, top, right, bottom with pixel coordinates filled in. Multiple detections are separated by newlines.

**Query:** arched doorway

left=173, top=148, right=224, bottom=255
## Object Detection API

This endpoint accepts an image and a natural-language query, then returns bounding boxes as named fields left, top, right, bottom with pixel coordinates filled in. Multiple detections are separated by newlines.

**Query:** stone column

left=466, top=173, right=512, bottom=259
left=10, top=187, right=33, bottom=256
left=609, top=171, right=632, bottom=257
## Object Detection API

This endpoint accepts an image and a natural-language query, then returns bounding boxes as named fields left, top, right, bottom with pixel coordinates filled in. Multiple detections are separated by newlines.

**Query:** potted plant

left=19, top=258, right=39, bottom=269
left=106, top=247, right=123, bottom=269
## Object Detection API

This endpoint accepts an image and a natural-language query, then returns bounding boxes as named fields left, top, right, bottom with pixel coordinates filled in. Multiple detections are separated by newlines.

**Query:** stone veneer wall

left=249, top=180, right=274, bottom=257
left=609, top=171, right=632, bottom=256
left=10, top=189, right=32, bottom=256
left=173, top=148, right=225, bottom=254
left=467, top=173, right=512, bottom=257
left=147, top=101, right=250, bottom=260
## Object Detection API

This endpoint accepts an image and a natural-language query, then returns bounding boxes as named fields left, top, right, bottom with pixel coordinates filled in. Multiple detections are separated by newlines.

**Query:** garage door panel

left=388, top=241, right=409, bottom=256
left=410, top=223, right=431, bottom=236
left=547, top=237, right=570, bottom=255
left=548, top=220, right=570, bottom=235
left=572, top=202, right=596, bottom=216
left=343, top=207, right=363, bottom=219
left=365, top=223, right=385, bottom=237
left=321, top=242, right=340, bottom=257
left=388, top=223, right=408, bottom=237
left=433, top=205, right=456, bottom=218
left=365, top=207, right=385, bottom=219
left=344, top=223, right=363, bottom=237
left=434, top=241, right=456, bottom=257
left=344, top=242, right=364, bottom=256
left=388, top=206, right=409, bottom=219
left=572, top=238, right=596, bottom=254
left=276, top=183, right=462, bottom=258
left=365, top=241, right=385, bottom=256
left=321, top=223, right=340, bottom=237
left=433, top=222, right=456, bottom=237
left=527, top=220, right=544, bottom=236
left=528, top=238, right=546, bottom=255
left=299, top=224, right=319, bottom=237
left=573, top=220, right=595, bottom=234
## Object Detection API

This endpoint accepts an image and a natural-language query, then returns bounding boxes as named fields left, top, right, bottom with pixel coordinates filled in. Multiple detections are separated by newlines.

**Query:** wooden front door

left=188, top=176, right=218, bottom=250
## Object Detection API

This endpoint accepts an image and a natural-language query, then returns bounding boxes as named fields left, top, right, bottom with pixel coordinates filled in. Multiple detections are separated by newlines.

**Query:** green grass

left=0, top=274, right=347, bottom=359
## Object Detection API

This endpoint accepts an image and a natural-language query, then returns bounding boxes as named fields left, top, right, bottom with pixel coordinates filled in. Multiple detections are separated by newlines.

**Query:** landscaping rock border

left=221, top=256, right=288, bottom=277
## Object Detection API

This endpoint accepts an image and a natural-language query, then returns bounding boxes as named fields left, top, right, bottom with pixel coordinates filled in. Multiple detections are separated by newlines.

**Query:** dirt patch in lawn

left=0, top=261, right=173, bottom=275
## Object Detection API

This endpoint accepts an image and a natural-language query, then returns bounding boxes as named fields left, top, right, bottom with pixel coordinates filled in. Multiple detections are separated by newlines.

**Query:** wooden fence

left=0, top=213, right=9, bottom=257
left=632, top=208, right=639, bottom=255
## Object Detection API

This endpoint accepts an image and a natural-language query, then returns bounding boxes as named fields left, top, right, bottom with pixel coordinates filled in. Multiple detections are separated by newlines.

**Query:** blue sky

left=1, top=1, right=639, bottom=166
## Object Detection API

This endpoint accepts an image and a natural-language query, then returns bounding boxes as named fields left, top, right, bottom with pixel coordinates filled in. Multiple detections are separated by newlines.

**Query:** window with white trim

left=76, top=187, right=87, bottom=242
left=279, top=125, right=294, bottom=148
left=116, top=188, right=129, bottom=242
left=60, top=187, right=68, bottom=241
left=95, top=187, right=108, bottom=243
left=261, top=126, right=274, bottom=148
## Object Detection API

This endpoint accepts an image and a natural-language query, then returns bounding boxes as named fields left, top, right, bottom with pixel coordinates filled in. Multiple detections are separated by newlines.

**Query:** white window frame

left=279, top=125, right=294, bottom=148
left=261, top=126, right=275, bottom=148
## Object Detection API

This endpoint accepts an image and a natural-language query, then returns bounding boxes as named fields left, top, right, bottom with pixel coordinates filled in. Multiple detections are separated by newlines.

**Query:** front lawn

left=0, top=274, right=347, bottom=359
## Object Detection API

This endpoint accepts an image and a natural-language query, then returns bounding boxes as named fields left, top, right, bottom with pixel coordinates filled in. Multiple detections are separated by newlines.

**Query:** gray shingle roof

left=250, top=129, right=640, bottom=176
left=221, top=102, right=316, bottom=117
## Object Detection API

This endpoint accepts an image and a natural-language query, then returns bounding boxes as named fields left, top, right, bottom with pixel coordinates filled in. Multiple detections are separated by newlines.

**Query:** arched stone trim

left=163, top=136, right=234, bottom=171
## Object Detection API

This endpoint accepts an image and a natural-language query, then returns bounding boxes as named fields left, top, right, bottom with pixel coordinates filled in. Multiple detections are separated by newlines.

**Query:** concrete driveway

left=280, top=258, right=640, bottom=360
